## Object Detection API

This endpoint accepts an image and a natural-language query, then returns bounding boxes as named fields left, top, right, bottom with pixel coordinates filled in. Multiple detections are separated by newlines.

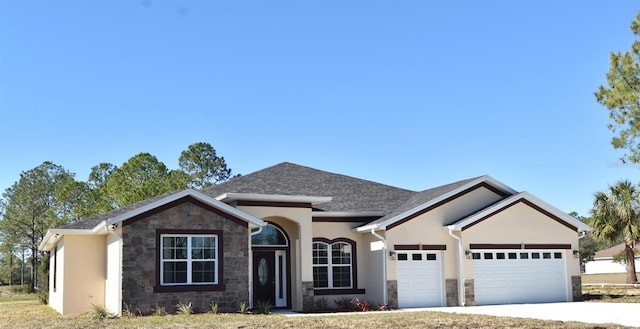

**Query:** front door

left=253, top=249, right=287, bottom=307
left=253, top=250, right=275, bottom=306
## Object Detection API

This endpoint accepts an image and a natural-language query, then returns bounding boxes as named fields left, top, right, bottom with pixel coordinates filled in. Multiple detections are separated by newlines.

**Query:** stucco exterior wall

left=61, top=235, right=106, bottom=314
left=461, top=202, right=581, bottom=300
left=121, top=200, right=249, bottom=314
left=385, top=186, right=504, bottom=281
left=461, top=202, right=581, bottom=277
left=237, top=206, right=312, bottom=311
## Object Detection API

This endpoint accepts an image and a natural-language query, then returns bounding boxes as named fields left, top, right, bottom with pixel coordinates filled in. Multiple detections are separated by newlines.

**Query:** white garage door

left=472, top=250, right=568, bottom=305
left=396, top=252, right=443, bottom=308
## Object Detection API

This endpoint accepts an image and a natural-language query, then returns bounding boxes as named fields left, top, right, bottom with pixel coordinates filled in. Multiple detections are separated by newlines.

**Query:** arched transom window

left=251, top=224, right=288, bottom=246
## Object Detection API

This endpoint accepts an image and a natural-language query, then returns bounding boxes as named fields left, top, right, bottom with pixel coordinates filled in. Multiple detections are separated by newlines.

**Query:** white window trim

left=312, top=241, right=353, bottom=289
left=160, top=234, right=218, bottom=286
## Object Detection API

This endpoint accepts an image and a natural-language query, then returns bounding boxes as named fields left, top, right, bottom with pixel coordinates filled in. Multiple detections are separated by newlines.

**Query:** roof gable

left=447, top=192, right=591, bottom=232
left=356, top=175, right=516, bottom=231
left=39, top=189, right=266, bottom=251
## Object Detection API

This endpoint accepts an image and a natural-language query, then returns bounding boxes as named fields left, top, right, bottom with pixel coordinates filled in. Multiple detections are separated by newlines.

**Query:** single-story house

left=584, top=243, right=640, bottom=274
left=39, top=162, right=590, bottom=315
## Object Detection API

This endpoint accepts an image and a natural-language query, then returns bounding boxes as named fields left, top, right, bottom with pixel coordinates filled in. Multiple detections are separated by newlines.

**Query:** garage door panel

left=396, top=252, right=443, bottom=308
left=473, top=250, right=568, bottom=305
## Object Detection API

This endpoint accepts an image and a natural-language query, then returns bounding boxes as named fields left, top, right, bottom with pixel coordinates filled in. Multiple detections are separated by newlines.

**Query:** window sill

left=154, top=284, right=225, bottom=293
left=313, top=288, right=365, bottom=296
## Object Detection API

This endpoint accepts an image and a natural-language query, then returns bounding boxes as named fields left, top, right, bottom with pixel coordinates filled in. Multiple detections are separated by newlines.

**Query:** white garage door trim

left=472, top=249, right=569, bottom=305
left=396, top=251, right=444, bottom=308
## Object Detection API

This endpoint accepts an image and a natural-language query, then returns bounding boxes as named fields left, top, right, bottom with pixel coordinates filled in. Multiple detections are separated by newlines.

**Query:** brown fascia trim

left=524, top=244, right=571, bottom=250
left=461, top=199, right=578, bottom=232
left=470, top=243, right=522, bottom=249
left=122, top=196, right=248, bottom=228
left=388, top=182, right=509, bottom=231
left=312, top=237, right=361, bottom=293
left=393, top=244, right=447, bottom=251
left=154, top=229, right=225, bottom=293
left=312, top=216, right=382, bottom=223
left=236, top=200, right=312, bottom=208
left=314, top=288, right=367, bottom=296
left=470, top=243, right=571, bottom=250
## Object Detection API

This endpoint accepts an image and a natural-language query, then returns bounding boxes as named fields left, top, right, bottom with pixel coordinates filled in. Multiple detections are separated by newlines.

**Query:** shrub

left=256, top=300, right=272, bottom=314
left=10, top=285, right=29, bottom=294
left=37, top=290, right=48, bottom=305
left=355, top=298, right=373, bottom=312
left=334, top=297, right=354, bottom=311
left=122, top=302, right=142, bottom=317
left=314, top=297, right=330, bottom=311
left=238, top=301, right=248, bottom=314
left=209, top=302, right=219, bottom=314
left=175, top=301, right=193, bottom=315
left=152, top=304, right=166, bottom=316
left=88, top=304, right=116, bottom=320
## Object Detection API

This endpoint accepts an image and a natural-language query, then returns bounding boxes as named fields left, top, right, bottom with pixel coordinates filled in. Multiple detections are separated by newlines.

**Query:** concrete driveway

left=418, top=302, right=640, bottom=327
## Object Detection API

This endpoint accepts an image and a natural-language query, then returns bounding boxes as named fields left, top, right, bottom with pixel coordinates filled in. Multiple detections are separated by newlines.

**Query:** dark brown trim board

left=394, top=244, right=447, bottom=250
left=470, top=243, right=571, bottom=250
left=123, top=196, right=249, bottom=228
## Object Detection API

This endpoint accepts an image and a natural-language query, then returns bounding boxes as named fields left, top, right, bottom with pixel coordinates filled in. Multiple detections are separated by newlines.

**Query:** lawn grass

left=582, top=273, right=640, bottom=284
left=0, top=298, right=634, bottom=329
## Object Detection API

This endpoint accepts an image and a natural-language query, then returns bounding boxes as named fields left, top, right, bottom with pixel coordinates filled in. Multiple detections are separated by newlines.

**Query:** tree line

left=0, top=142, right=235, bottom=292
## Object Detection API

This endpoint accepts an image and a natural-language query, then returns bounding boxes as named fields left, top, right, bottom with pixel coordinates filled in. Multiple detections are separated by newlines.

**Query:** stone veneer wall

left=571, top=275, right=582, bottom=301
left=387, top=280, right=398, bottom=309
left=464, top=279, right=475, bottom=306
left=302, top=281, right=315, bottom=311
left=121, top=200, right=249, bottom=314
left=445, top=279, right=458, bottom=306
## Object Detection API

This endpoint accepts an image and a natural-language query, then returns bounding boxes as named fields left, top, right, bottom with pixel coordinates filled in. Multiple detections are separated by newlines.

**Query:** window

left=398, top=253, right=408, bottom=261
left=426, top=253, right=437, bottom=261
left=532, top=252, right=540, bottom=259
left=160, top=234, right=218, bottom=285
left=483, top=252, right=493, bottom=260
left=496, top=252, right=505, bottom=260
left=312, top=241, right=353, bottom=289
left=412, top=254, right=423, bottom=261
left=508, top=252, right=517, bottom=259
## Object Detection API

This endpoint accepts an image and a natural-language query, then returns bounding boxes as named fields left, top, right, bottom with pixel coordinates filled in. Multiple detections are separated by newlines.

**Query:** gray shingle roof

left=203, top=162, right=416, bottom=213
left=57, top=162, right=490, bottom=231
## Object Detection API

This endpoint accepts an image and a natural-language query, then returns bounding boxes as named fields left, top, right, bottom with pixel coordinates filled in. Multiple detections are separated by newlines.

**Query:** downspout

left=447, top=227, right=465, bottom=306
left=248, top=226, right=263, bottom=309
left=370, top=229, right=388, bottom=306
left=105, top=222, right=123, bottom=316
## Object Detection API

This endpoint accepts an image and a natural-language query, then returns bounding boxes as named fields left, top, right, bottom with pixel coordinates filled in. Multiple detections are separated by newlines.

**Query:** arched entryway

left=251, top=222, right=290, bottom=308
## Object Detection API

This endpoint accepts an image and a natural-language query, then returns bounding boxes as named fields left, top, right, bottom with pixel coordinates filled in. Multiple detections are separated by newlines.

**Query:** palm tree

left=591, top=180, right=640, bottom=284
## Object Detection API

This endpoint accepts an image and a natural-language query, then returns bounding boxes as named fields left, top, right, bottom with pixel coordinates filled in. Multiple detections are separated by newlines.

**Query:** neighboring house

left=39, top=162, right=591, bottom=315
left=584, top=243, right=640, bottom=274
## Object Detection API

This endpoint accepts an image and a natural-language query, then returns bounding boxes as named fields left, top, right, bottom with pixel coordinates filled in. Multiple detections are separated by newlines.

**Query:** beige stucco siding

left=461, top=202, right=581, bottom=278
left=237, top=206, right=313, bottom=311
left=60, top=235, right=106, bottom=314
left=385, top=186, right=504, bottom=281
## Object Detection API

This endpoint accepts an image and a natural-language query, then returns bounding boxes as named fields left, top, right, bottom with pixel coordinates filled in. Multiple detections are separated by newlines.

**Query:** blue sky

left=1, top=1, right=639, bottom=217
